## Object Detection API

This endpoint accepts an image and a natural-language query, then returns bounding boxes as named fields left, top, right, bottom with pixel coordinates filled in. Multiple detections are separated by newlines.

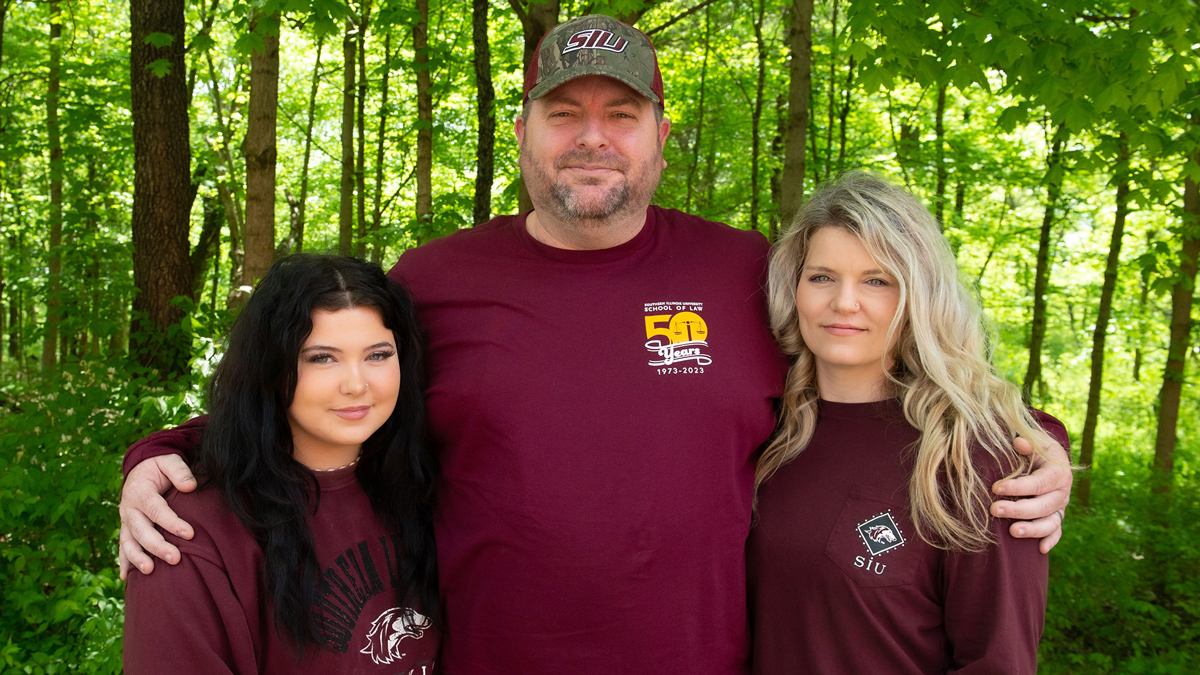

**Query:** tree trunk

left=769, top=94, right=785, bottom=241
left=295, top=35, right=323, bottom=255
left=934, top=83, right=947, bottom=227
left=836, top=56, right=853, bottom=174
left=356, top=1, right=370, bottom=258
left=1152, top=116, right=1200, bottom=494
left=1022, top=129, right=1066, bottom=404
left=685, top=6, right=711, bottom=215
left=1132, top=229, right=1156, bottom=381
left=192, top=195, right=223, bottom=297
left=6, top=233, right=16, bottom=363
left=823, top=0, right=837, bottom=182
left=511, top=0, right=559, bottom=214
left=371, top=33, right=391, bottom=264
left=749, top=0, right=766, bottom=234
left=339, top=18, right=356, bottom=255
left=414, top=0, right=432, bottom=235
left=42, top=1, right=62, bottom=371
left=473, top=0, right=494, bottom=225
left=242, top=12, right=279, bottom=288
left=203, top=50, right=247, bottom=305
left=1077, top=138, right=1130, bottom=509
left=130, top=0, right=193, bottom=376
left=780, top=0, right=814, bottom=225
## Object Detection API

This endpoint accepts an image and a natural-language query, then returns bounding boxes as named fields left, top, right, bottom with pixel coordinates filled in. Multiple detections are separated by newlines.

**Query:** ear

left=514, top=114, right=525, bottom=146
left=658, top=116, right=670, bottom=168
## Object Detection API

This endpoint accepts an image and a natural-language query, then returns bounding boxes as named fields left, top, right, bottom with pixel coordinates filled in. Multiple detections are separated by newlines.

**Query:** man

left=121, top=15, right=1072, bottom=674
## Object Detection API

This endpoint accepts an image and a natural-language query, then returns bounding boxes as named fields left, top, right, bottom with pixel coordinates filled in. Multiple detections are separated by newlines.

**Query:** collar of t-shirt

left=514, top=207, right=658, bottom=264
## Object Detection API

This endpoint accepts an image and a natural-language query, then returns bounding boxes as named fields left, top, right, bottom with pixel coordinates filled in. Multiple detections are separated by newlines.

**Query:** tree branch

left=646, top=0, right=721, bottom=36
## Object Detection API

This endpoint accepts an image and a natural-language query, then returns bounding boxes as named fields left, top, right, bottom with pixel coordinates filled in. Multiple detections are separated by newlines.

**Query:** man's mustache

left=554, top=150, right=629, bottom=172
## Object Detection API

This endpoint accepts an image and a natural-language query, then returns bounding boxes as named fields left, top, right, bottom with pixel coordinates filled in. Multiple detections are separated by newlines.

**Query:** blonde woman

left=747, top=172, right=1070, bottom=675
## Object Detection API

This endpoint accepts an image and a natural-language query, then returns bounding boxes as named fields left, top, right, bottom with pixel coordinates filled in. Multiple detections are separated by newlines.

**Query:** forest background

left=0, top=0, right=1197, bottom=672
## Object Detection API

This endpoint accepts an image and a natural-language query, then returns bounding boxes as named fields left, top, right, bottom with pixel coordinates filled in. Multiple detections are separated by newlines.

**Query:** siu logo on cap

left=562, top=28, right=629, bottom=54
left=856, top=511, right=906, bottom=556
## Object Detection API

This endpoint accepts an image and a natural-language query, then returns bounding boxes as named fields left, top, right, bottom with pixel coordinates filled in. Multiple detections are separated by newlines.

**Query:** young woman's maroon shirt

left=124, top=465, right=440, bottom=674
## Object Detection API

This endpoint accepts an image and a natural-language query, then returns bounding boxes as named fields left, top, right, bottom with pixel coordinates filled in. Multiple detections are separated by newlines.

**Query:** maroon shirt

left=746, top=399, right=1069, bottom=675
left=388, top=208, right=786, bottom=674
left=124, top=465, right=440, bottom=674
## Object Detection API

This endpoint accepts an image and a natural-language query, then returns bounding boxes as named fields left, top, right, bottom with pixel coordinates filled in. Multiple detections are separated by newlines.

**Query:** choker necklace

left=312, top=455, right=361, bottom=472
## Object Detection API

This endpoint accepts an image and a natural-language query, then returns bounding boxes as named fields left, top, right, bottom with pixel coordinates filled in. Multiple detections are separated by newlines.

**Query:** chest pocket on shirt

left=824, top=484, right=922, bottom=588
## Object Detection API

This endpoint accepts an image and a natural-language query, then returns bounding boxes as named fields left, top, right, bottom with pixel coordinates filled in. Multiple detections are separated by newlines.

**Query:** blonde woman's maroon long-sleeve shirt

left=747, top=399, right=1069, bottom=675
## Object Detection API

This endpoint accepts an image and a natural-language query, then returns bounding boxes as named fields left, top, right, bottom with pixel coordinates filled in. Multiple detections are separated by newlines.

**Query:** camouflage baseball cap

left=523, top=15, right=664, bottom=107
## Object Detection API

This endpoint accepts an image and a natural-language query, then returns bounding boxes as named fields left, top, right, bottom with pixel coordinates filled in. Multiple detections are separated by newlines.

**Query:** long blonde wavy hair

left=760, top=172, right=1057, bottom=553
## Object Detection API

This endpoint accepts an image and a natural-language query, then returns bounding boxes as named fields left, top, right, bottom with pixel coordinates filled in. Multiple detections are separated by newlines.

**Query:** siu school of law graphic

left=643, top=302, right=712, bottom=370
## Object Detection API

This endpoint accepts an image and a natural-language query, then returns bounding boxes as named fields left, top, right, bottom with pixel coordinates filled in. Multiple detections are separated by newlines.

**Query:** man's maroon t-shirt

left=746, top=399, right=1069, bottom=675
left=124, top=465, right=440, bottom=674
left=387, top=208, right=787, bottom=674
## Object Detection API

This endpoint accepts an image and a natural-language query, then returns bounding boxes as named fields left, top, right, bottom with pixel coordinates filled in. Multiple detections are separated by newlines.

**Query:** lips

left=823, top=324, right=867, bottom=336
left=333, top=406, right=371, bottom=420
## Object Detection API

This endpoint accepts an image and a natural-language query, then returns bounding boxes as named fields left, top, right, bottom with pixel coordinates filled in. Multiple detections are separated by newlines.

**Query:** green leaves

left=142, top=32, right=175, bottom=48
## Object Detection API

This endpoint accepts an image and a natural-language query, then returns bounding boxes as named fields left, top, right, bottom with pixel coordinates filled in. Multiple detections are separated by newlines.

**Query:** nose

left=576, top=112, right=608, bottom=150
left=831, top=282, right=860, bottom=314
left=340, top=363, right=369, bottom=396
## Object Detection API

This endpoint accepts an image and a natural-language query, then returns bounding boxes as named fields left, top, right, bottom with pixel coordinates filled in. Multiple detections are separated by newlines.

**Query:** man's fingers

left=120, top=527, right=156, bottom=577
left=990, top=486, right=1069, bottom=520
left=1004, top=512, right=1060, bottom=540
left=1038, top=526, right=1063, bottom=554
left=121, top=507, right=181, bottom=567
left=157, top=454, right=198, bottom=493
left=992, top=457, right=1073, bottom=499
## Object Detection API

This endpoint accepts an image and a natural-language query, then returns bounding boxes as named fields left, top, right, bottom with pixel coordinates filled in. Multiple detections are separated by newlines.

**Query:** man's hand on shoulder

left=990, top=436, right=1073, bottom=554
left=118, top=455, right=198, bottom=580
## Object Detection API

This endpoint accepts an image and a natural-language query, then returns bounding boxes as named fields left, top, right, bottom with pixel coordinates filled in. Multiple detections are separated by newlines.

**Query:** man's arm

left=991, top=413, right=1073, bottom=554
left=119, top=417, right=207, bottom=579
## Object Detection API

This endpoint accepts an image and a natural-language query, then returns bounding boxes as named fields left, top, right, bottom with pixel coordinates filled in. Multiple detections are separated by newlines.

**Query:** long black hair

left=195, top=254, right=440, bottom=654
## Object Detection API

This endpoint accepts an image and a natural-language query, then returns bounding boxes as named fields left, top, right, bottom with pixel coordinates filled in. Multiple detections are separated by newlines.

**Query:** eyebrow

left=804, top=265, right=889, bottom=276
left=543, top=95, right=644, bottom=109
left=301, top=341, right=394, bottom=353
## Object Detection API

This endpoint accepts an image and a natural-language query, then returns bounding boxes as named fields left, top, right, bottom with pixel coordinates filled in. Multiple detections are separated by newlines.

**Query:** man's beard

left=521, top=146, right=661, bottom=225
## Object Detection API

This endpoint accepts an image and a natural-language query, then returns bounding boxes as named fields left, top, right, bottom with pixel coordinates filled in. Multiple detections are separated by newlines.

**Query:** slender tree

left=355, top=1, right=370, bottom=257
left=129, top=0, right=193, bottom=375
left=780, top=0, right=814, bottom=224
left=242, top=12, right=280, bottom=288
left=413, top=0, right=432, bottom=235
left=1077, top=137, right=1131, bottom=508
left=280, top=34, right=324, bottom=258
left=1022, top=127, right=1066, bottom=404
left=472, top=0, right=494, bottom=225
left=685, top=6, right=711, bottom=215
left=1152, top=113, right=1200, bottom=495
left=339, top=17, right=356, bottom=255
left=749, top=0, right=767, bottom=234
left=371, top=32, right=391, bottom=263
left=42, top=1, right=62, bottom=370
left=509, top=0, right=559, bottom=213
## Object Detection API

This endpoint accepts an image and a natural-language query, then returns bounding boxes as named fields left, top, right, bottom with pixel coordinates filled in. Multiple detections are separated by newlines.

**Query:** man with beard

left=120, top=15, right=1073, bottom=675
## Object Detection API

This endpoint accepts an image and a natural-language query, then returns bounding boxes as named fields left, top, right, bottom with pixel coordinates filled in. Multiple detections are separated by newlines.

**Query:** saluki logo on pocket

left=856, top=511, right=905, bottom=556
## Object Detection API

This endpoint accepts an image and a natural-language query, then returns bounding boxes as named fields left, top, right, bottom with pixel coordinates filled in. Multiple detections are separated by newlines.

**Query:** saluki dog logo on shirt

left=360, top=607, right=432, bottom=666
left=856, top=511, right=906, bottom=556
left=643, top=302, right=711, bottom=373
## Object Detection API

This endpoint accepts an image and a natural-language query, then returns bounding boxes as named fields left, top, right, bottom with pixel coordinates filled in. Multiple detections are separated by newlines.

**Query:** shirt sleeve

left=941, top=506, right=1049, bottom=674
left=122, top=533, right=257, bottom=675
left=122, top=415, right=208, bottom=477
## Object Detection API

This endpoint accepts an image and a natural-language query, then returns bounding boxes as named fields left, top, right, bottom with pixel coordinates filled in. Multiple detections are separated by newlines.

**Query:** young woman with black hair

left=124, top=254, right=440, bottom=674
